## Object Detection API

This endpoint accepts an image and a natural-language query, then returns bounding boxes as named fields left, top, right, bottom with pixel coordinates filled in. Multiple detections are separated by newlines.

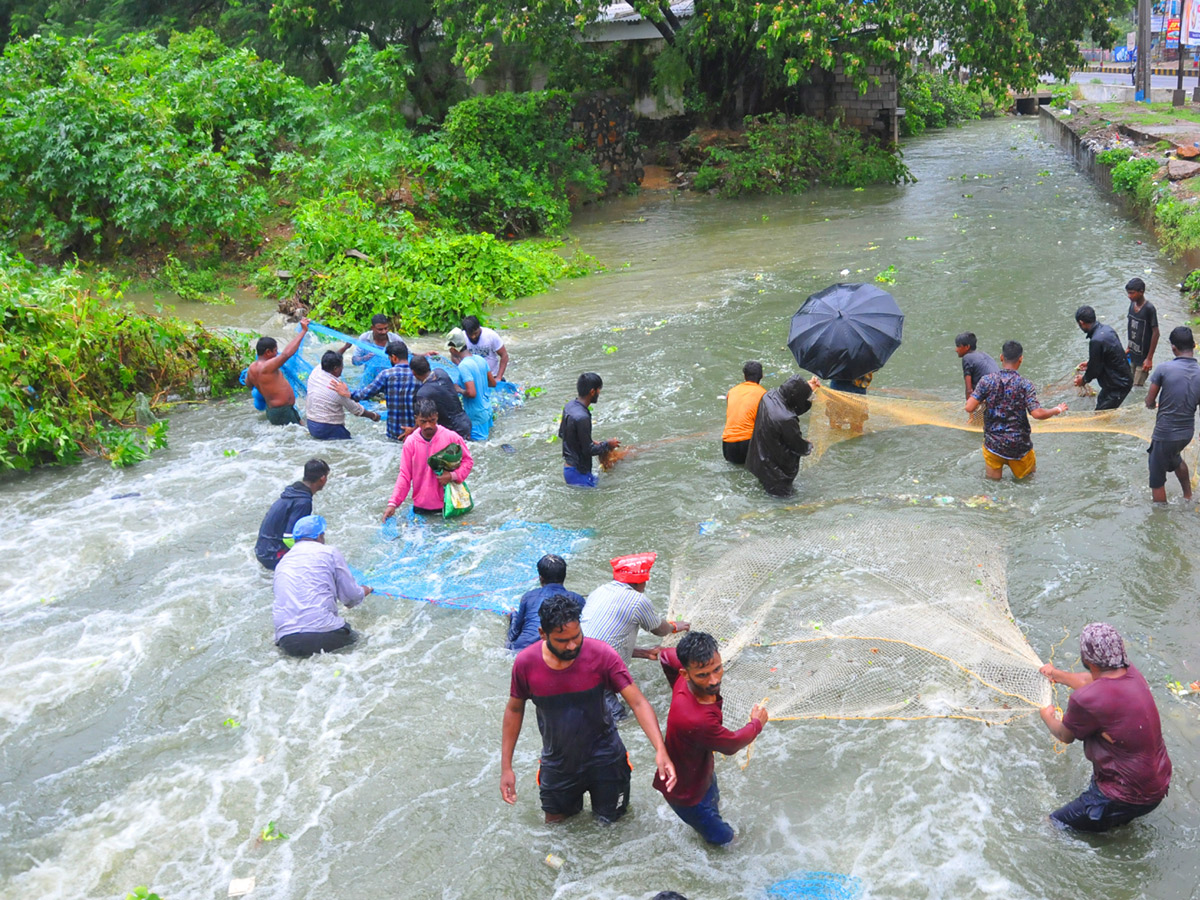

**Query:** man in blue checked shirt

left=349, top=340, right=419, bottom=440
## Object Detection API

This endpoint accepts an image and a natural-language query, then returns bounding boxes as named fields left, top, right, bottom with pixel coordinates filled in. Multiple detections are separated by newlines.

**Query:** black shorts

left=277, top=625, right=357, bottom=657
left=1148, top=436, right=1191, bottom=488
left=722, top=440, right=749, bottom=465
left=538, top=755, right=631, bottom=821
left=1050, top=779, right=1161, bottom=832
left=1095, top=386, right=1130, bottom=411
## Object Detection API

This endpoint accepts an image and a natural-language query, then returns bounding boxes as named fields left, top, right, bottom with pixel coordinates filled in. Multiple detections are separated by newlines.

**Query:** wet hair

left=743, top=361, right=763, bottom=383
left=537, top=553, right=567, bottom=584
left=676, top=631, right=719, bottom=670
left=1001, top=340, right=1023, bottom=363
left=320, top=350, right=343, bottom=373
left=1075, top=305, right=1097, bottom=325
left=1125, top=277, right=1146, bottom=293
left=256, top=336, right=277, bottom=356
left=461, top=315, right=482, bottom=334
left=371, top=313, right=390, bottom=326
left=414, top=398, right=438, bottom=420
left=409, top=354, right=431, bottom=377
left=385, top=339, right=409, bottom=361
left=577, top=372, right=603, bottom=396
left=955, top=332, right=977, bottom=350
left=539, top=593, right=582, bottom=635
left=303, top=458, right=330, bottom=483
left=1170, top=325, right=1195, bottom=350
left=652, top=893, right=689, bottom=900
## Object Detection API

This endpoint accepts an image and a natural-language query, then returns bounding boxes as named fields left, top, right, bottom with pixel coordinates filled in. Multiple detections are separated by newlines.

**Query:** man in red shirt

left=1038, top=622, right=1172, bottom=832
left=500, top=594, right=676, bottom=823
left=652, top=631, right=768, bottom=844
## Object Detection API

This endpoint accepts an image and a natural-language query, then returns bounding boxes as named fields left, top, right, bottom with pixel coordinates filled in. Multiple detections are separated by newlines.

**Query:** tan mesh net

left=667, top=502, right=1052, bottom=726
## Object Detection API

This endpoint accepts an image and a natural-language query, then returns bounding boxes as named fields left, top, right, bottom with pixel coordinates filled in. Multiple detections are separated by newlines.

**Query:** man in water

left=382, top=399, right=473, bottom=519
left=462, top=314, right=508, bottom=382
left=1144, top=325, right=1200, bottom=503
left=446, top=328, right=494, bottom=441
left=255, top=458, right=328, bottom=570
left=410, top=354, right=473, bottom=441
left=338, top=313, right=403, bottom=383
left=1038, top=623, right=1172, bottom=832
left=653, top=631, right=768, bottom=845
left=350, top=340, right=417, bottom=441
left=581, top=553, right=689, bottom=721
left=247, top=318, right=309, bottom=425
left=560, top=372, right=619, bottom=487
left=966, top=340, right=1066, bottom=481
left=272, top=515, right=373, bottom=657
left=721, top=361, right=766, bottom=465
left=954, top=332, right=1000, bottom=400
left=306, top=350, right=380, bottom=440
left=1125, top=277, right=1159, bottom=388
left=507, top=554, right=588, bottom=652
left=1074, top=305, right=1133, bottom=409
left=500, top=594, right=677, bottom=823
left=745, top=374, right=819, bottom=497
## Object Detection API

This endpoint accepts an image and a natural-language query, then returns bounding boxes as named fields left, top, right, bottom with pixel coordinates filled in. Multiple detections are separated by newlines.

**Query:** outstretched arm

left=500, top=697, right=526, bottom=804
left=263, top=319, right=309, bottom=373
left=1030, top=403, right=1067, bottom=420
left=1039, top=705, right=1076, bottom=744
left=1040, top=662, right=1094, bottom=691
left=619, top=681, right=676, bottom=791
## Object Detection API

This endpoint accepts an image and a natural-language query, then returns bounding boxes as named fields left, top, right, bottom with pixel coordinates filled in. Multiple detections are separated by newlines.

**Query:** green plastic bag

left=443, top=480, right=474, bottom=518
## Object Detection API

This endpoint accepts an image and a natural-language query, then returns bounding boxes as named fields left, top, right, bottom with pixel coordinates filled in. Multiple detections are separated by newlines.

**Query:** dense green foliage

left=1110, top=157, right=1160, bottom=195
left=693, top=115, right=914, bottom=197
left=1105, top=155, right=1200, bottom=259
left=1096, top=148, right=1134, bottom=165
left=898, top=71, right=983, bottom=137
left=0, top=253, right=246, bottom=469
left=255, top=193, right=594, bottom=333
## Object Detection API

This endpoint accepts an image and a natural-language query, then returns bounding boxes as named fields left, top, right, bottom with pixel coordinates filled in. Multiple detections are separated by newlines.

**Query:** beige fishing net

left=668, top=502, right=1052, bottom=726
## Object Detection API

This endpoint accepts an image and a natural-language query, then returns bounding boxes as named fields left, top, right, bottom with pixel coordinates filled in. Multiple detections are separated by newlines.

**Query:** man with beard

left=745, top=374, right=820, bottom=497
left=500, top=594, right=676, bottom=824
left=652, top=631, right=767, bottom=844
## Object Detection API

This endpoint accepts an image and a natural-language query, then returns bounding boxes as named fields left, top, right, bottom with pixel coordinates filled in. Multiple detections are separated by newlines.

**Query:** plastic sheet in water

left=766, top=872, right=864, bottom=900
left=359, top=515, right=592, bottom=613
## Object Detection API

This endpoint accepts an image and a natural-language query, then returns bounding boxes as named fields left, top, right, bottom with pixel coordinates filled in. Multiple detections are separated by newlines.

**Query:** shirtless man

left=248, top=318, right=309, bottom=425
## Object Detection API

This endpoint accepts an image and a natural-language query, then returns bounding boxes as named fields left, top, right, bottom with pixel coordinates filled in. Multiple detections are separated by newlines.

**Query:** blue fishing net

left=766, top=873, right=864, bottom=900
left=354, top=516, right=592, bottom=614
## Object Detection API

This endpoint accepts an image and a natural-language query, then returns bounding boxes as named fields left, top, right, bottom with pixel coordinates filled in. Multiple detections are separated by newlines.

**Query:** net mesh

left=667, top=502, right=1050, bottom=726
left=354, top=516, right=592, bottom=614
left=767, top=872, right=864, bottom=900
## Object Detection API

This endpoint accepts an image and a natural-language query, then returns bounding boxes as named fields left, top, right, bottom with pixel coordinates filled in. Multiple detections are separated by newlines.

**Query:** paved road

left=1070, top=70, right=1200, bottom=89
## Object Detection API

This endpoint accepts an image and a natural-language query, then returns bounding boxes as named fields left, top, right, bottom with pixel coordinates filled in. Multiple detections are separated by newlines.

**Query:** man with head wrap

left=1038, top=623, right=1172, bottom=832
left=745, top=374, right=820, bottom=497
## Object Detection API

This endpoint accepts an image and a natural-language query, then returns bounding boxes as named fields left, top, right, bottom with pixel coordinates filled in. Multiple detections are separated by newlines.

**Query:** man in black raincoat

left=746, top=375, right=819, bottom=497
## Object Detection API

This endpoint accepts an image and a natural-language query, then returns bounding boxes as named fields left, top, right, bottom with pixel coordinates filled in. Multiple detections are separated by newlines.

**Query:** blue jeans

left=307, top=420, right=352, bottom=440
left=668, top=778, right=734, bottom=845
left=1050, top=779, right=1162, bottom=832
left=563, top=466, right=599, bottom=487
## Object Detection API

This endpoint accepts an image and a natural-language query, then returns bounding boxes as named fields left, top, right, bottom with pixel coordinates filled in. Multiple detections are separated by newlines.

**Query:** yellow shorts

left=982, top=445, right=1036, bottom=479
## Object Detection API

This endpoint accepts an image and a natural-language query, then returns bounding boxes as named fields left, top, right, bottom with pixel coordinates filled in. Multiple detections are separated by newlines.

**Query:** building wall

left=571, top=92, right=644, bottom=196
left=798, top=64, right=900, bottom=143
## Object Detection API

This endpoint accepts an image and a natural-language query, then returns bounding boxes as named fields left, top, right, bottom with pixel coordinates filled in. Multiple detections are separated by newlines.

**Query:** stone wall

left=799, top=64, right=900, bottom=143
left=571, top=92, right=644, bottom=196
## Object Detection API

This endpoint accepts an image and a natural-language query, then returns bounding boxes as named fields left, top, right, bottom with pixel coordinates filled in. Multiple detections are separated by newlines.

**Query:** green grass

left=1092, top=102, right=1200, bottom=127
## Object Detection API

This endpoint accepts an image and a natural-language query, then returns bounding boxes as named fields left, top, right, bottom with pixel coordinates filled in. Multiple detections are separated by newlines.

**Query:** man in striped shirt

left=581, top=552, right=689, bottom=721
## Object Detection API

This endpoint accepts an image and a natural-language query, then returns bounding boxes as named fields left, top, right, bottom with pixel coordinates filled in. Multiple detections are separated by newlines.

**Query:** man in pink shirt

left=653, top=631, right=767, bottom=844
left=382, top=399, right=473, bottom=518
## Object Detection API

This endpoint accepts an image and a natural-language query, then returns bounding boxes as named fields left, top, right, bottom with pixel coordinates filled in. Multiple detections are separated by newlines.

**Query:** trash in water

left=501, top=444, right=516, bottom=454
left=698, top=521, right=720, bottom=535
left=544, top=853, right=564, bottom=870
left=111, top=492, right=141, bottom=500
left=228, top=876, right=256, bottom=897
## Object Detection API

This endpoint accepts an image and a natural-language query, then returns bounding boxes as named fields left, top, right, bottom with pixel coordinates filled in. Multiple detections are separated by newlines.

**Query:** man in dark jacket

left=410, top=354, right=472, bottom=440
left=559, top=372, right=619, bottom=487
left=255, top=459, right=329, bottom=570
left=746, top=375, right=819, bottom=497
left=1074, top=306, right=1133, bottom=410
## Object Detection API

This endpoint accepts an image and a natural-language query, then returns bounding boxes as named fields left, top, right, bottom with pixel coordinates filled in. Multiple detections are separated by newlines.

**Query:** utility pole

left=1137, top=0, right=1152, bottom=101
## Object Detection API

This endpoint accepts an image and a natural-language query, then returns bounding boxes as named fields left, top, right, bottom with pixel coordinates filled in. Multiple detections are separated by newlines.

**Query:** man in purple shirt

left=1038, top=623, right=1172, bottom=832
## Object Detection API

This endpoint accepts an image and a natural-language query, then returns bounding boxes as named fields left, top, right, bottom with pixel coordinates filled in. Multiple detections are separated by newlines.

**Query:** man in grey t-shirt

left=955, top=332, right=1000, bottom=400
left=1145, top=326, right=1200, bottom=503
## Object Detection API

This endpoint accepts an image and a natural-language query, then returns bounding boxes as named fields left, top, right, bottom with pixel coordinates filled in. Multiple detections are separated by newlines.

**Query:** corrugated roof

left=596, top=2, right=695, bottom=24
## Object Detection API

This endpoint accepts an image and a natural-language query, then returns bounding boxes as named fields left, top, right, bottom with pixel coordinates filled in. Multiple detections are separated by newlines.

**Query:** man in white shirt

left=461, top=314, right=509, bottom=381
left=581, top=552, right=689, bottom=719
left=307, top=351, right=380, bottom=440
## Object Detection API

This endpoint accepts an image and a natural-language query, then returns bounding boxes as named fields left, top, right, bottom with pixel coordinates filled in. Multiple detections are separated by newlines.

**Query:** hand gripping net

left=667, top=503, right=1050, bottom=726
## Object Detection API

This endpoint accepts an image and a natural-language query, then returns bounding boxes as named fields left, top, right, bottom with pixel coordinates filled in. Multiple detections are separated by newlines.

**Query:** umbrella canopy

left=787, top=283, right=904, bottom=381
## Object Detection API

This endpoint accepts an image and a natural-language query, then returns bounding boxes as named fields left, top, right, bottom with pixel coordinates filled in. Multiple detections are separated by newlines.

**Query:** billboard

left=1184, top=0, right=1200, bottom=46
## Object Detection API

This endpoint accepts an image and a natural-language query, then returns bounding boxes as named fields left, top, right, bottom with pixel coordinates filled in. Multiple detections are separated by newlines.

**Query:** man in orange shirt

left=721, top=361, right=766, bottom=465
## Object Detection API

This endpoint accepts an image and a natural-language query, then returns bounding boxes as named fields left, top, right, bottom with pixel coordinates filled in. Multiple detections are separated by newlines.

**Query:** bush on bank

left=1106, top=154, right=1200, bottom=259
left=692, top=114, right=914, bottom=197
left=0, top=253, right=247, bottom=469
left=898, top=70, right=988, bottom=138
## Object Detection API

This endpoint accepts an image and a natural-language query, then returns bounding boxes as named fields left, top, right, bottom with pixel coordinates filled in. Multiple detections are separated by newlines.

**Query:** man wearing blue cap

left=272, top=515, right=373, bottom=657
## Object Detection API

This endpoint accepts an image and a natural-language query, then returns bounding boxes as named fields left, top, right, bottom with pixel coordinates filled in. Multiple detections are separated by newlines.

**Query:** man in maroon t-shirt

left=1038, top=622, right=1172, bottom=832
left=652, top=631, right=767, bottom=844
left=500, top=594, right=676, bottom=823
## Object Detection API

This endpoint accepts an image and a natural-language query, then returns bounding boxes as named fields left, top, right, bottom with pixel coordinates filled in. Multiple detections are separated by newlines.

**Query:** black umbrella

left=787, top=283, right=904, bottom=381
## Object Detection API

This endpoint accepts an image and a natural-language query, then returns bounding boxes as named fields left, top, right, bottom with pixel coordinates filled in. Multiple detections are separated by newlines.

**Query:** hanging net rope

left=667, top=502, right=1050, bottom=726
left=354, top=516, right=592, bottom=614
left=804, top=383, right=1165, bottom=465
